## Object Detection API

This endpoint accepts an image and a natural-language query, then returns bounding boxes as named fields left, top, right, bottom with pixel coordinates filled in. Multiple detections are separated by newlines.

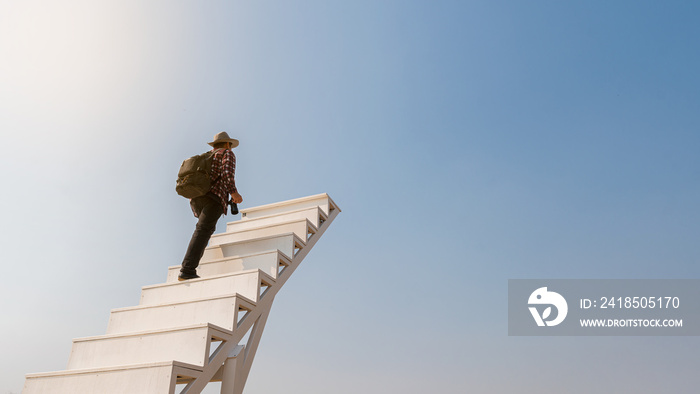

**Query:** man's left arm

left=223, top=150, right=243, bottom=203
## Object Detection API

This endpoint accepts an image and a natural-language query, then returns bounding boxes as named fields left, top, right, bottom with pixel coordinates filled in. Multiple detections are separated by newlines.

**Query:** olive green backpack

left=175, top=150, right=217, bottom=199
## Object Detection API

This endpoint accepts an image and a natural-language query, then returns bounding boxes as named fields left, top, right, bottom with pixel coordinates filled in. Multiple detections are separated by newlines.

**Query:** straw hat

left=208, top=131, right=239, bottom=148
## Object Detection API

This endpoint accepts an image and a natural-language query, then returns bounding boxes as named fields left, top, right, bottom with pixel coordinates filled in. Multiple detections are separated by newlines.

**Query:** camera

left=228, top=200, right=239, bottom=215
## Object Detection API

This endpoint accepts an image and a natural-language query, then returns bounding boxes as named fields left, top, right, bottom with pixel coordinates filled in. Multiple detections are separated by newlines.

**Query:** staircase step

left=141, top=269, right=274, bottom=305
left=240, top=193, right=339, bottom=220
left=226, top=206, right=327, bottom=233
left=68, top=324, right=232, bottom=370
left=107, top=294, right=255, bottom=335
left=201, top=233, right=303, bottom=263
left=209, top=218, right=316, bottom=247
left=23, top=361, right=201, bottom=394
left=166, top=250, right=291, bottom=283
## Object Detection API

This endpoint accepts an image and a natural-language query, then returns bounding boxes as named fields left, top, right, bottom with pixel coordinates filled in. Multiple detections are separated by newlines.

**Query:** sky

left=1, top=1, right=700, bottom=393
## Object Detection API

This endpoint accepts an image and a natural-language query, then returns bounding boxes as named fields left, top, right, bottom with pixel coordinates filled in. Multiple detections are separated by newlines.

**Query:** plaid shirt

left=205, top=148, right=237, bottom=215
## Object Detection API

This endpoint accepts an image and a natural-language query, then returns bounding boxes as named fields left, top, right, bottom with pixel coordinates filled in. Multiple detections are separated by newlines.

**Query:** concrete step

left=240, top=193, right=340, bottom=221
left=141, top=269, right=274, bottom=305
left=209, top=218, right=316, bottom=247
left=166, top=250, right=291, bottom=283
left=226, top=205, right=327, bottom=233
left=68, top=324, right=232, bottom=370
left=107, top=294, right=255, bottom=335
left=23, top=361, right=201, bottom=394
left=201, top=233, right=304, bottom=263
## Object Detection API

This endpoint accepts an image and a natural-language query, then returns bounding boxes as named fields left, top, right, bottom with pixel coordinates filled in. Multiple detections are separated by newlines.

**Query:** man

left=179, top=131, right=243, bottom=281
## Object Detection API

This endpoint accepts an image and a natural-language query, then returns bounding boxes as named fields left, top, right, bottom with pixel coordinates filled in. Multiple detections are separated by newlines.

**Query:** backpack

left=175, top=150, right=217, bottom=198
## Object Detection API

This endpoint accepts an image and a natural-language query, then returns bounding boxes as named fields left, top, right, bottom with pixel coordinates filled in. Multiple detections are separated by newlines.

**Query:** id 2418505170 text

left=580, top=297, right=680, bottom=309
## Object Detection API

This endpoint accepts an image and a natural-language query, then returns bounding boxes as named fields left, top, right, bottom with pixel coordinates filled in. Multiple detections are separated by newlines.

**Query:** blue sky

left=2, top=1, right=700, bottom=393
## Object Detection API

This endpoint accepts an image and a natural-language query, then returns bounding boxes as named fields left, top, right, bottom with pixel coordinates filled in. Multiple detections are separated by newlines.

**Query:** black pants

left=181, top=194, right=224, bottom=275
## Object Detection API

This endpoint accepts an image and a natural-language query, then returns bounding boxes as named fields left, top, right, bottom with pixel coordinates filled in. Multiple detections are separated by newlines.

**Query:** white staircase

left=23, top=193, right=340, bottom=394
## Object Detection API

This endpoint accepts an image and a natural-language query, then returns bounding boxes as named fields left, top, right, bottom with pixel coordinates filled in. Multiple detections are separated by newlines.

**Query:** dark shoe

left=178, top=273, right=200, bottom=281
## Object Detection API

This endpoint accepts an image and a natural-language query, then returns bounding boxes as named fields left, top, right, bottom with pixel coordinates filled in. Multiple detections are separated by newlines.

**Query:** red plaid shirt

left=208, top=148, right=237, bottom=215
